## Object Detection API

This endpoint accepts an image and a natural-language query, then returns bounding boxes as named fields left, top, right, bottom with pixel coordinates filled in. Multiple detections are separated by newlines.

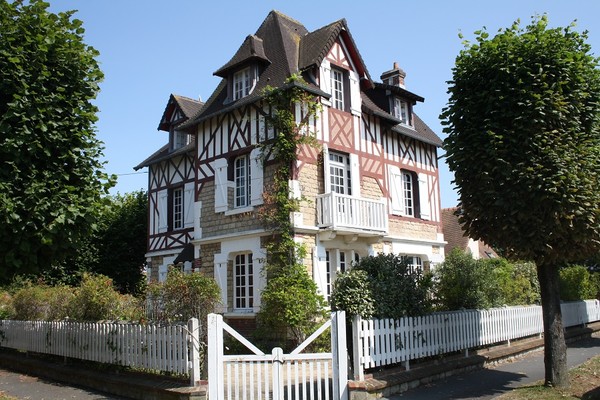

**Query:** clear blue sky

left=47, top=0, right=600, bottom=208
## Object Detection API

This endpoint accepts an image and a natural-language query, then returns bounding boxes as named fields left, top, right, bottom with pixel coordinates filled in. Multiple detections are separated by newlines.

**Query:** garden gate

left=207, top=311, right=348, bottom=400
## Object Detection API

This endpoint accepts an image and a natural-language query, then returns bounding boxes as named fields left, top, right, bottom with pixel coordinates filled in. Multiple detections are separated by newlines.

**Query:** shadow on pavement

left=394, top=368, right=529, bottom=400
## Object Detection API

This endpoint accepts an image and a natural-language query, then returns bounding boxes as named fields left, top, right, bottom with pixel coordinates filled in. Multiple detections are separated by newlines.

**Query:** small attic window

left=392, top=97, right=411, bottom=126
left=232, top=66, right=258, bottom=101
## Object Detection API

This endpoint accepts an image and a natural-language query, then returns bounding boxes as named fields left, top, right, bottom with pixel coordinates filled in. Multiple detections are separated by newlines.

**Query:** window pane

left=173, top=188, right=183, bottom=229
left=235, top=155, right=251, bottom=208
left=330, top=69, right=344, bottom=110
left=402, top=172, right=414, bottom=216
left=234, top=253, right=253, bottom=311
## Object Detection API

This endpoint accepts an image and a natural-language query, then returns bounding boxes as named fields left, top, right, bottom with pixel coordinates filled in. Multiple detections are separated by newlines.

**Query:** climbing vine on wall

left=255, top=75, right=327, bottom=349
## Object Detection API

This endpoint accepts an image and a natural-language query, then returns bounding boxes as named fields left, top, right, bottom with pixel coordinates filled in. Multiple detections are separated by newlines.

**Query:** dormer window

left=173, top=130, right=191, bottom=150
left=232, top=66, right=257, bottom=101
left=393, top=97, right=411, bottom=126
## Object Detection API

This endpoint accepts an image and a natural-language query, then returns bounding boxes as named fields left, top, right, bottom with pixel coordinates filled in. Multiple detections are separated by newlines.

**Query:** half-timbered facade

left=138, top=11, right=445, bottom=328
left=135, top=94, right=203, bottom=282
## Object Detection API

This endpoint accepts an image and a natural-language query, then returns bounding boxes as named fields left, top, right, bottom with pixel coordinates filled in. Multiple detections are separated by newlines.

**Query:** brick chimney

left=380, top=61, right=406, bottom=88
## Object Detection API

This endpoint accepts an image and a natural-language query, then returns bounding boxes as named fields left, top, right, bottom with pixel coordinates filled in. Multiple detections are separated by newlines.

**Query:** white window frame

left=330, top=68, right=345, bottom=110
left=393, top=97, right=411, bottom=125
left=402, top=171, right=415, bottom=217
left=234, top=253, right=254, bottom=311
left=233, top=67, right=256, bottom=101
left=173, top=187, right=183, bottom=230
left=234, top=154, right=251, bottom=208
left=329, top=151, right=351, bottom=195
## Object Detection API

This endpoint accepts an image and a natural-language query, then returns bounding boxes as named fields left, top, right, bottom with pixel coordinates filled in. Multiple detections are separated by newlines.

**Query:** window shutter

left=349, top=71, right=361, bottom=115
left=323, top=145, right=331, bottom=194
left=183, top=182, right=195, bottom=228
left=250, top=148, right=263, bottom=206
left=157, top=190, right=168, bottom=233
left=212, top=158, right=228, bottom=212
left=418, top=173, right=431, bottom=220
left=320, top=61, right=331, bottom=103
left=213, top=253, right=228, bottom=313
left=388, top=166, right=403, bottom=216
left=350, top=153, right=360, bottom=197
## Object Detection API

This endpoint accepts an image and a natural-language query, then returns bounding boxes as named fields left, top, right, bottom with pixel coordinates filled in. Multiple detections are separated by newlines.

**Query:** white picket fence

left=0, top=319, right=202, bottom=385
left=352, top=300, right=600, bottom=381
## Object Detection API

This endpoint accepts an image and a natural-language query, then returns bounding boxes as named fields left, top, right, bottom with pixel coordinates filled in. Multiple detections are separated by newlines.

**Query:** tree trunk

left=537, top=263, right=568, bottom=387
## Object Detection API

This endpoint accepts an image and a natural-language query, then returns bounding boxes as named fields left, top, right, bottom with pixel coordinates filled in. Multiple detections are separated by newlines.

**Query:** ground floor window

left=325, top=250, right=361, bottom=303
left=402, top=255, right=423, bottom=273
left=234, top=253, right=254, bottom=311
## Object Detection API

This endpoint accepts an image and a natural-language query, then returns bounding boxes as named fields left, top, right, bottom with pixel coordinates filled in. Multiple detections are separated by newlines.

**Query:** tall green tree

left=94, top=191, right=147, bottom=294
left=442, top=16, right=600, bottom=387
left=0, top=0, right=114, bottom=282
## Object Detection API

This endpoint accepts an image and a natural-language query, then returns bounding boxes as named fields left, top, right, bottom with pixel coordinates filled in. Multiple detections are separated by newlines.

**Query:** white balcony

left=316, top=192, right=388, bottom=236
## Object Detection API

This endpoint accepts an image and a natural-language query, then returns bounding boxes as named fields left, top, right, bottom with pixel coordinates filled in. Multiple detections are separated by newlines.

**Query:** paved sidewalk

left=0, top=368, right=127, bottom=400
left=385, top=336, right=600, bottom=399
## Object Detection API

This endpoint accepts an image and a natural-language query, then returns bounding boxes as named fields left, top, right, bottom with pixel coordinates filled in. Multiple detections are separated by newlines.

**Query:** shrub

left=486, top=259, right=540, bottom=306
left=434, top=249, right=500, bottom=310
left=331, top=254, right=433, bottom=319
left=68, top=273, right=143, bottom=321
left=330, top=269, right=375, bottom=318
left=560, top=265, right=596, bottom=301
left=11, top=282, right=73, bottom=320
left=0, top=291, right=14, bottom=319
left=153, top=268, right=220, bottom=323
left=256, top=265, right=328, bottom=350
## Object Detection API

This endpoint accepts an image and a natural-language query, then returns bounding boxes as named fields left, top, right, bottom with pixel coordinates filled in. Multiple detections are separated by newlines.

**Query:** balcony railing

left=316, top=192, right=388, bottom=234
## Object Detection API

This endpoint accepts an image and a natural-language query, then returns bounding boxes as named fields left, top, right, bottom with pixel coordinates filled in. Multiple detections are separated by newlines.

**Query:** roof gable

left=158, top=94, right=203, bottom=131
left=299, top=19, right=372, bottom=86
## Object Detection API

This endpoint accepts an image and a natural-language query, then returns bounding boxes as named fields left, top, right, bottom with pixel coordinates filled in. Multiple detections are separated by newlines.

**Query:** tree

left=38, top=191, right=148, bottom=293
left=0, top=0, right=114, bottom=282
left=94, top=191, right=148, bottom=294
left=442, top=16, right=600, bottom=387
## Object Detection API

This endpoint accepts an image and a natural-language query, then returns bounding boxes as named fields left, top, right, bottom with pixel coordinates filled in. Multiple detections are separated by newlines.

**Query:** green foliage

left=67, top=273, right=142, bottom=321
left=331, top=254, right=433, bottom=319
left=0, top=0, right=115, bottom=282
left=442, top=16, right=600, bottom=267
left=0, top=291, right=13, bottom=319
left=147, top=268, right=220, bottom=323
left=330, top=269, right=375, bottom=318
left=94, top=191, right=148, bottom=294
left=435, top=251, right=540, bottom=310
left=11, top=281, right=73, bottom=321
left=256, top=264, right=327, bottom=349
left=255, top=75, right=327, bottom=348
left=434, top=249, right=501, bottom=310
left=491, top=260, right=541, bottom=306
left=34, top=191, right=148, bottom=293
left=559, top=265, right=597, bottom=301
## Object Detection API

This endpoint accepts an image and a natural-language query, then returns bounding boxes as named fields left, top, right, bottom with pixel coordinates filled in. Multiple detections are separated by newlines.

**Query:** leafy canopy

left=442, top=16, right=600, bottom=266
left=0, top=0, right=114, bottom=280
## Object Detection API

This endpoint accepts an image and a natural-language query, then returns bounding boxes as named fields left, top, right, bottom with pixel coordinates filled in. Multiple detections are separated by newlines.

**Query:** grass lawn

left=497, top=354, right=600, bottom=399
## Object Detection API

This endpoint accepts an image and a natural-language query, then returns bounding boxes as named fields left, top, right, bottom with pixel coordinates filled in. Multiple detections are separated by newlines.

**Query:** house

left=136, top=11, right=445, bottom=329
left=441, top=207, right=497, bottom=259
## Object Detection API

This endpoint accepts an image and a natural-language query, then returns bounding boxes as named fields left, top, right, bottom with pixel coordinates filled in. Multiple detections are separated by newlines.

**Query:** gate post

left=188, top=318, right=200, bottom=386
left=272, top=347, right=284, bottom=399
left=207, top=313, right=224, bottom=399
left=332, top=311, right=348, bottom=400
left=352, top=315, right=364, bottom=381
